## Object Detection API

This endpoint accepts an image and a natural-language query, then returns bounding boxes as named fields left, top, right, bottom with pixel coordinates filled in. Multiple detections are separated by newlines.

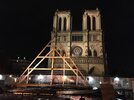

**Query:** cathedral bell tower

left=50, top=9, right=105, bottom=76
left=82, top=9, right=104, bottom=75
left=51, top=10, right=71, bottom=56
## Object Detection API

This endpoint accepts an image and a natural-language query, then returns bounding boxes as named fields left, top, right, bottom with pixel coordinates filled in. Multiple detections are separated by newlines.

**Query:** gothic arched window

left=58, top=17, right=62, bottom=31
left=93, top=16, right=96, bottom=30
left=87, top=16, right=91, bottom=31
left=93, top=50, right=97, bottom=57
left=63, top=17, right=66, bottom=31
left=88, top=49, right=92, bottom=56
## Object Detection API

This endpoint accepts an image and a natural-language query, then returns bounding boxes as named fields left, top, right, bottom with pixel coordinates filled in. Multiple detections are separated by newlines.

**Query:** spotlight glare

left=93, top=87, right=98, bottom=90
left=63, top=75, right=67, bottom=81
left=88, top=76, right=94, bottom=83
left=114, top=77, right=120, bottom=82
left=0, top=75, right=3, bottom=80
left=9, top=75, right=12, bottom=78
left=37, top=74, right=44, bottom=80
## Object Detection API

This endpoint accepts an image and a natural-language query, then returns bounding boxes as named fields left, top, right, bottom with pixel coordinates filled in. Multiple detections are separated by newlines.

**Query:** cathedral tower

left=50, top=9, right=105, bottom=76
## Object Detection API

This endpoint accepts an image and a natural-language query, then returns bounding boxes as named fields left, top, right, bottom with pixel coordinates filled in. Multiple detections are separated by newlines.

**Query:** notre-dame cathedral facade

left=49, top=9, right=105, bottom=76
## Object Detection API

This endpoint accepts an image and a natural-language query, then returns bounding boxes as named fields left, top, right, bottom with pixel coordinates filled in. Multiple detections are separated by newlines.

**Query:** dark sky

left=1, top=0, right=134, bottom=77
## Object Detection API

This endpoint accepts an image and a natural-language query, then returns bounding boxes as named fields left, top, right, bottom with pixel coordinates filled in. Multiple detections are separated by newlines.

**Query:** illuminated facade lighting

left=88, top=76, right=94, bottom=83
left=63, top=75, right=67, bottom=81
left=24, top=57, right=26, bottom=60
left=14, top=78, right=17, bottom=82
left=114, top=77, right=120, bottom=82
left=29, top=77, right=31, bottom=80
left=93, top=87, right=98, bottom=90
left=37, top=74, right=44, bottom=81
left=99, top=81, right=102, bottom=84
left=9, top=75, right=12, bottom=78
left=0, top=74, right=3, bottom=80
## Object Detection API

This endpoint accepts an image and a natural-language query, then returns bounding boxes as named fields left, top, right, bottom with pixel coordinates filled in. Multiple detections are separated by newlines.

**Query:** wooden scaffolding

left=16, top=40, right=88, bottom=87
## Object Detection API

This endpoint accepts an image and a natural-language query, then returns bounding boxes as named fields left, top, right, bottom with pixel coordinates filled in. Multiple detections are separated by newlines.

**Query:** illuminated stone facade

left=50, top=9, right=105, bottom=76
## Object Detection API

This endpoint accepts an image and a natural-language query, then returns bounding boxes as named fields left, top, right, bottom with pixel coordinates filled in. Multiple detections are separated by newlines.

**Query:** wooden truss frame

left=17, top=40, right=88, bottom=87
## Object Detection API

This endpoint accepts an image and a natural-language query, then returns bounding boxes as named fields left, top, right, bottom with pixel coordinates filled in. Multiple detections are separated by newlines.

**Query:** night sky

left=1, top=0, right=134, bottom=77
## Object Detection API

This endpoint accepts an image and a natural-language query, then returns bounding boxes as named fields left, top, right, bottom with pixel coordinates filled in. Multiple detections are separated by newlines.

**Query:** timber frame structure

left=16, top=39, right=88, bottom=87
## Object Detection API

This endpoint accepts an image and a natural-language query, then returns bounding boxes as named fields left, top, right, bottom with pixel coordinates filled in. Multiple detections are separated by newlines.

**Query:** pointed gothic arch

left=93, top=50, right=97, bottom=57
left=58, top=17, right=62, bottom=31
left=88, top=48, right=92, bottom=56
left=63, top=17, right=66, bottom=31
left=87, top=16, right=91, bottom=31
left=93, top=16, right=96, bottom=30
